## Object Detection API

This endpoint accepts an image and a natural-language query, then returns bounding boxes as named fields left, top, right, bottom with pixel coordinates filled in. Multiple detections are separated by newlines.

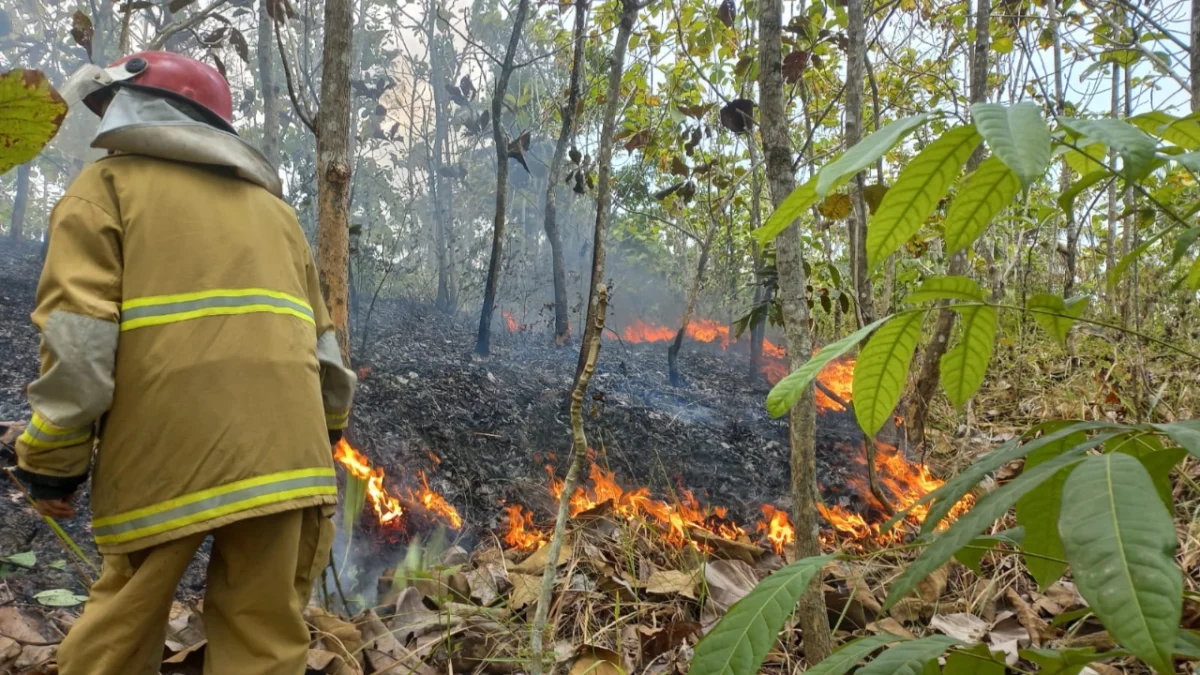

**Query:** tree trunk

left=476, top=0, right=531, bottom=356
left=10, top=163, right=30, bottom=242
left=574, top=0, right=641, bottom=383
left=669, top=224, right=716, bottom=387
left=1120, top=59, right=1134, bottom=328
left=845, top=0, right=875, bottom=328
left=1106, top=65, right=1119, bottom=313
left=1053, top=0, right=1078, bottom=298
left=429, top=8, right=457, bottom=314
left=543, top=0, right=588, bottom=346
left=747, top=142, right=767, bottom=379
left=315, top=0, right=354, bottom=364
left=908, top=0, right=989, bottom=451
left=258, top=0, right=282, bottom=165
left=759, top=0, right=832, bottom=662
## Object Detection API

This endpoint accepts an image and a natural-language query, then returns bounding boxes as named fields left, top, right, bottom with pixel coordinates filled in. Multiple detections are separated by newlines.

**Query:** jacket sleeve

left=304, top=255, right=356, bottom=443
left=16, top=195, right=122, bottom=499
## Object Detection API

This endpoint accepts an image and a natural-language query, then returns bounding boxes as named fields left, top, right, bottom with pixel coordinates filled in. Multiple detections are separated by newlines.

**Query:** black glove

left=329, top=429, right=343, bottom=446
left=14, top=467, right=85, bottom=501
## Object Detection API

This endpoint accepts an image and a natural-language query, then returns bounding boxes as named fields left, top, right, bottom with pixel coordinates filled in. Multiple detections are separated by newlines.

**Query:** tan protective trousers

left=57, top=506, right=335, bottom=675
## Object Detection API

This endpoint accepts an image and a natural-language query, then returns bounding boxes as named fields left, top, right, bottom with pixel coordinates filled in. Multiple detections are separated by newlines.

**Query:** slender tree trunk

left=258, top=0, right=282, bottom=165
left=476, top=0, right=531, bottom=356
left=1053, top=0, right=1078, bottom=298
left=845, top=0, right=875, bottom=328
left=747, top=142, right=767, bottom=378
left=429, top=8, right=457, bottom=314
left=669, top=225, right=716, bottom=387
left=543, top=0, right=588, bottom=346
left=1121, top=59, right=1134, bottom=328
left=909, top=0, right=989, bottom=450
left=1106, top=64, right=1119, bottom=312
left=316, top=0, right=354, bottom=364
left=759, top=0, right=831, bottom=662
left=10, top=163, right=30, bottom=242
left=574, top=0, right=641, bottom=383
left=1193, top=0, right=1200, bottom=111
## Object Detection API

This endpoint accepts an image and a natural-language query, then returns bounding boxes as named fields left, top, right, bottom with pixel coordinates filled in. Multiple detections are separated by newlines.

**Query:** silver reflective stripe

left=92, top=473, right=336, bottom=539
left=23, top=423, right=90, bottom=446
left=121, top=294, right=313, bottom=323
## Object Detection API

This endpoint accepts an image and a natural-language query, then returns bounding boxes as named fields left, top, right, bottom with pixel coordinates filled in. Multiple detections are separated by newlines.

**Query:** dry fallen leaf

left=512, top=538, right=572, bottom=574
left=644, top=569, right=700, bottom=600
left=508, top=572, right=543, bottom=611
left=916, top=565, right=949, bottom=605
left=986, top=612, right=1029, bottom=666
left=929, top=612, right=989, bottom=643
left=704, top=559, right=757, bottom=613
left=390, top=586, right=444, bottom=642
left=1005, top=587, right=1056, bottom=647
left=868, top=617, right=916, bottom=639
left=308, top=607, right=363, bottom=662
left=569, top=646, right=623, bottom=675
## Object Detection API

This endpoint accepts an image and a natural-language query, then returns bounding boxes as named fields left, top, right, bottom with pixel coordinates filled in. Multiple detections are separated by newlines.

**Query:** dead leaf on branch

left=70, top=11, right=93, bottom=59
left=229, top=28, right=250, bottom=63
left=678, top=103, right=712, bottom=119
left=507, top=130, right=532, bottom=174
left=862, top=183, right=889, bottom=214
left=169, top=0, right=198, bottom=12
left=569, top=147, right=582, bottom=164
left=718, top=98, right=755, bottom=134
left=818, top=193, right=853, bottom=220
left=716, top=0, right=735, bottom=28
left=624, top=129, right=651, bottom=152
left=446, top=83, right=470, bottom=107
left=459, top=75, right=476, bottom=101
left=783, top=50, right=809, bottom=83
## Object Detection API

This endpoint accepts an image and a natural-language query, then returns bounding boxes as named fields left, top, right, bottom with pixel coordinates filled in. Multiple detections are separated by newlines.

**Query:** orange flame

left=757, top=505, right=795, bottom=554
left=503, top=311, right=519, bottom=332
left=503, top=504, right=547, bottom=551
left=333, top=439, right=462, bottom=531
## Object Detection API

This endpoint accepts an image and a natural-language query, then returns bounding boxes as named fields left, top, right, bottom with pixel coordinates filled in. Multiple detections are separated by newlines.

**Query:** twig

left=147, top=0, right=230, bottom=50
left=864, top=441, right=895, bottom=516
left=529, top=285, right=608, bottom=675
left=3, top=468, right=97, bottom=584
left=274, top=16, right=316, bottom=134
left=327, top=549, right=352, bottom=613
left=815, top=379, right=850, bottom=410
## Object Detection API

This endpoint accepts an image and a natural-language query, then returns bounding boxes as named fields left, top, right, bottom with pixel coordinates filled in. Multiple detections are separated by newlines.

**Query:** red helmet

left=85, top=51, right=234, bottom=132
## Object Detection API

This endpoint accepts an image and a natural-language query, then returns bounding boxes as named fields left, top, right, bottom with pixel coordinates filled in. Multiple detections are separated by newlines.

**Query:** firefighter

left=13, top=51, right=356, bottom=675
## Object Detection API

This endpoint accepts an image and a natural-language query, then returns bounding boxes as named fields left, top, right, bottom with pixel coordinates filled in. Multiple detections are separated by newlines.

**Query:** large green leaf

left=816, top=113, right=932, bottom=198
left=1169, top=227, right=1200, bottom=268
left=804, top=634, right=908, bottom=675
left=1059, top=453, right=1181, bottom=674
left=939, top=304, right=997, bottom=408
left=883, top=433, right=1115, bottom=610
left=1026, top=294, right=1089, bottom=345
left=1176, top=629, right=1200, bottom=659
left=688, top=555, right=835, bottom=675
left=972, top=102, right=1051, bottom=189
left=753, top=176, right=818, bottom=245
left=953, top=527, right=1024, bottom=574
left=1059, top=117, right=1158, bottom=181
left=1152, top=419, right=1200, bottom=459
left=852, top=311, right=924, bottom=437
left=858, top=636, right=962, bottom=675
left=0, top=69, right=68, bottom=175
left=1163, top=118, right=1200, bottom=150
left=1137, top=446, right=1187, bottom=513
left=1128, top=111, right=1176, bottom=136
left=1058, top=169, right=1110, bottom=217
left=1015, top=430, right=1086, bottom=590
left=766, top=316, right=891, bottom=418
left=1021, top=647, right=1115, bottom=675
left=907, top=276, right=985, bottom=303
left=1173, top=151, right=1200, bottom=174
left=1189, top=257, right=1200, bottom=291
left=1064, top=142, right=1107, bottom=175
left=943, top=644, right=1007, bottom=675
left=866, top=125, right=981, bottom=269
left=943, top=155, right=1022, bottom=255
left=888, top=421, right=1124, bottom=536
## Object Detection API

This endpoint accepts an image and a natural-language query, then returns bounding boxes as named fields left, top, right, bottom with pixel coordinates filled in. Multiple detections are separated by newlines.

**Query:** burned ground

left=0, top=241, right=890, bottom=598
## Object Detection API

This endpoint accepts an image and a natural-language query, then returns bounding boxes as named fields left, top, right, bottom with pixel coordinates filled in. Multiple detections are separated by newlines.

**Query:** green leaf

left=1059, top=117, right=1158, bottom=181
left=1107, top=238, right=1155, bottom=293
left=867, top=125, right=981, bottom=269
left=1, top=551, right=36, bottom=568
left=1127, top=111, right=1176, bottom=136
left=0, top=69, right=68, bottom=175
left=852, top=311, right=924, bottom=437
left=1015, top=430, right=1085, bottom=590
left=344, top=472, right=368, bottom=536
left=1059, top=453, right=1182, bottom=674
left=1176, top=629, right=1200, bottom=659
left=953, top=527, right=1024, bottom=574
left=939, top=304, right=996, bottom=408
left=883, top=433, right=1114, bottom=610
left=943, top=644, right=1007, bottom=675
left=886, top=421, right=1122, bottom=536
left=1163, top=118, right=1200, bottom=150
left=1170, top=227, right=1200, bottom=268
left=1136, top=447, right=1187, bottom=513
left=816, top=113, right=932, bottom=198
left=766, top=315, right=891, bottom=418
left=1021, top=647, right=1112, bottom=675
left=34, top=588, right=88, bottom=607
left=943, top=155, right=1022, bottom=255
left=803, top=634, right=908, bottom=675
left=1026, top=294, right=1089, bottom=345
left=754, top=176, right=818, bottom=245
left=1189, top=257, right=1200, bottom=291
left=858, top=636, right=962, bottom=675
left=908, top=276, right=986, bottom=303
left=1152, top=419, right=1200, bottom=458
left=972, top=102, right=1051, bottom=189
left=1050, top=608, right=1094, bottom=628
left=1173, top=151, right=1200, bottom=173
left=1064, top=142, right=1107, bottom=175
left=1057, top=169, right=1110, bottom=216
left=688, top=555, right=835, bottom=675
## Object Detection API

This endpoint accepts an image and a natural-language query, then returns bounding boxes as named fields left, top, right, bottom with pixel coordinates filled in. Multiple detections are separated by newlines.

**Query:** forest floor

left=0, top=241, right=1195, bottom=674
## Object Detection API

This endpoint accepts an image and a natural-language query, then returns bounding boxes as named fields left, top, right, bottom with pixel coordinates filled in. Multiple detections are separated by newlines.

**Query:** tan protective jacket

left=16, top=154, right=355, bottom=554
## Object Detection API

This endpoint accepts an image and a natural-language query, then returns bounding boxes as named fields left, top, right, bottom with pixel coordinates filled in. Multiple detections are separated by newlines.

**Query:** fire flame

left=333, top=439, right=462, bottom=531
left=503, top=311, right=519, bottom=332
left=757, top=505, right=795, bottom=554
left=503, top=504, right=548, bottom=551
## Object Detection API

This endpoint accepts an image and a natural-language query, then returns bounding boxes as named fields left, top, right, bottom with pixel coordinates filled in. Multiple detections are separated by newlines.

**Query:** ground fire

left=333, top=439, right=462, bottom=531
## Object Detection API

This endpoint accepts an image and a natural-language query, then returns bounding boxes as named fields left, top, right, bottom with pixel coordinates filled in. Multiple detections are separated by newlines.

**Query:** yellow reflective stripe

left=93, top=468, right=335, bottom=528
left=122, top=288, right=310, bottom=311
left=326, top=411, right=350, bottom=430
left=121, top=305, right=315, bottom=331
left=93, top=485, right=337, bottom=545
left=19, top=413, right=92, bottom=449
left=120, top=288, right=315, bottom=331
